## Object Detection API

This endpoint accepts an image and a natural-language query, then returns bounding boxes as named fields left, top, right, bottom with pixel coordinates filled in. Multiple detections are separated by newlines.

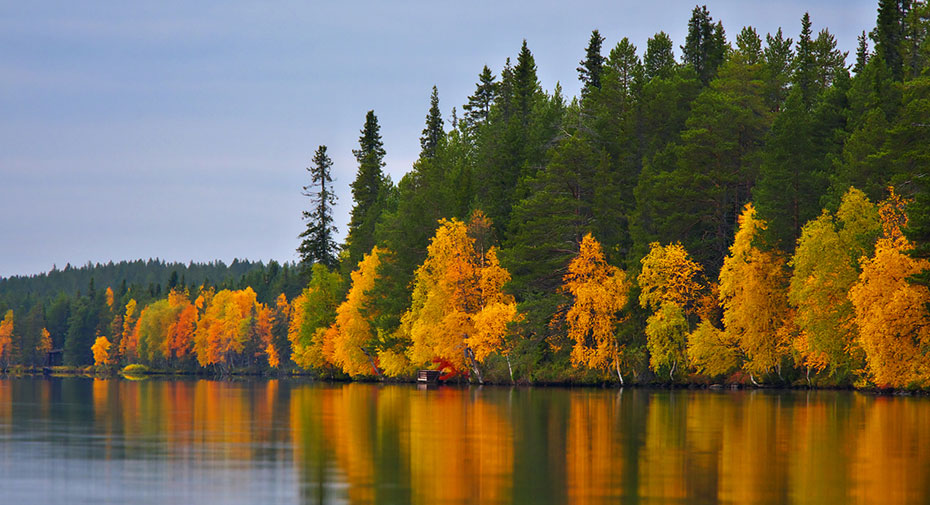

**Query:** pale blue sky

left=0, top=0, right=876, bottom=277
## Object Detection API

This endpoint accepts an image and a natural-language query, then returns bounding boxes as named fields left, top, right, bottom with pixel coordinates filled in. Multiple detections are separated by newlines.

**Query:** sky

left=0, top=0, right=877, bottom=278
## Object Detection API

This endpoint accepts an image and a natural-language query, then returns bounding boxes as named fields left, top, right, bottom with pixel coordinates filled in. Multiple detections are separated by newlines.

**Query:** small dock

left=417, top=370, right=440, bottom=384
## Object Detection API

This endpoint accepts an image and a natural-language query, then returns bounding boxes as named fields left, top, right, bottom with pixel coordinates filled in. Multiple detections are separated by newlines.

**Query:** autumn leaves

left=288, top=213, right=520, bottom=382
left=70, top=188, right=930, bottom=387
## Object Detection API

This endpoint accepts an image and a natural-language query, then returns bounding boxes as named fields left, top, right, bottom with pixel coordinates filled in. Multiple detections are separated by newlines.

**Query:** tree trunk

left=615, top=360, right=624, bottom=386
left=506, top=354, right=514, bottom=384
left=360, top=347, right=383, bottom=379
left=465, top=347, right=484, bottom=385
left=750, top=372, right=760, bottom=386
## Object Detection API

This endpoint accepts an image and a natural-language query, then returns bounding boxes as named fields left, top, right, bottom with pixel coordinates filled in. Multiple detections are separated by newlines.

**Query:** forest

left=2, top=1, right=930, bottom=389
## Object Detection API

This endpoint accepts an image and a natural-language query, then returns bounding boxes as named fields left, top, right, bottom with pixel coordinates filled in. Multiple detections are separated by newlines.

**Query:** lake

left=0, top=378, right=928, bottom=504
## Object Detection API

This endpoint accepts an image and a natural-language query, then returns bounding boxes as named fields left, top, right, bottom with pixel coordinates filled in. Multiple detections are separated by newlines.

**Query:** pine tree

left=577, top=29, right=606, bottom=97
left=419, top=86, right=444, bottom=159
left=644, top=31, right=676, bottom=81
left=346, top=110, right=389, bottom=271
left=298, top=145, right=339, bottom=271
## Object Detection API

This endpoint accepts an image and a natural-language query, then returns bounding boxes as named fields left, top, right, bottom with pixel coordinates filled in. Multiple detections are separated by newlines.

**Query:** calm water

left=0, top=378, right=928, bottom=505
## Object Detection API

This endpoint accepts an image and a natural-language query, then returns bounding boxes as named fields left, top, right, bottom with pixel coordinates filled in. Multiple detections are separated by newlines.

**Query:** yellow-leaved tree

left=789, top=188, right=879, bottom=381
left=719, top=203, right=791, bottom=382
left=91, top=336, right=112, bottom=368
left=402, top=215, right=518, bottom=383
left=332, top=246, right=387, bottom=377
left=638, top=242, right=704, bottom=379
left=563, top=233, right=629, bottom=383
left=849, top=190, right=930, bottom=388
left=644, top=302, right=688, bottom=380
left=638, top=242, right=704, bottom=313
left=687, top=320, right=739, bottom=377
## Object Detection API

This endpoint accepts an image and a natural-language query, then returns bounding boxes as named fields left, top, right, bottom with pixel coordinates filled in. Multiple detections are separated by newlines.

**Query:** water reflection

left=0, top=379, right=928, bottom=504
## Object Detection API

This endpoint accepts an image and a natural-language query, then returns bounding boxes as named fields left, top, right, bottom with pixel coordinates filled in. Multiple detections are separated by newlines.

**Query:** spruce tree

left=854, top=30, right=870, bottom=74
left=577, top=29, right=606, bottom=97
left=681, top=5, right=727, bottom=84
left=872, top=0, right=909, bottom=81
left=463, top=65, right=498, bottom=129
left=298, top=145, right=339, bottom=271
left=419, top=86, right=444, bottom=159
left=763, top=28, right=794, bottom=111
left=345, top=110, right=388, bottom=270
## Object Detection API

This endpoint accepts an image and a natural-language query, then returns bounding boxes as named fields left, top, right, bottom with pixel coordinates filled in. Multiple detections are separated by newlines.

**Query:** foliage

left=849, top=191, right=930, bottom=388
left=402, top=216, right=518, bottom=380
left=91, top=336, right=112, bottom=367
left=644, top=302, right=688, bottom=379
left=719, top=204, right=791, bottom=377
left=638, top=242, right=703, bottom=313
left=562, top=234, right=629, bottom=380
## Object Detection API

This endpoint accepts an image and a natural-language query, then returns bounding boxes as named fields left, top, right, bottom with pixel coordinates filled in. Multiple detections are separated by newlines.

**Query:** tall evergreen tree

left=577, top=29, right=606, bottom=97
left=298, top=145, right=339, bottom=271
left=872, top=0, right=910, bottom=81
left=854, top=30, right=871, bottom=74
left=681, top=5, right=728, bottom=84
left=644, top=31, right=676, bottom=81
left=419, top=86, right=444, bottom=158
left=346, top=110, right=389, bottom=271
left=463, top=66, right=498, bottom=127
left=763, top=28, right=794, bottom=111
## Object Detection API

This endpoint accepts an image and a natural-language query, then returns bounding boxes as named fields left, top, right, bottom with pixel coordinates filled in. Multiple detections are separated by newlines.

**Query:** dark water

left=0, top=378, right=928, bottom=505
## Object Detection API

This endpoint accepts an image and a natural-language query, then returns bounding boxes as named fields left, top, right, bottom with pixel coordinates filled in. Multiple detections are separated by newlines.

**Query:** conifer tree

left=346, top=110, right=389, bottom=271
left=463, top=65, right=498, bottom=130
left=644, top=31, right=676, bottom=81
left=419, top=86, right=443, bottom=159
left=298, top=145, right=339, bottom=271
left=872, top=0, right=909, bottom=81
left=681, top=5, right=727, bottom=84
left=578, top=29, right=605, bottom=97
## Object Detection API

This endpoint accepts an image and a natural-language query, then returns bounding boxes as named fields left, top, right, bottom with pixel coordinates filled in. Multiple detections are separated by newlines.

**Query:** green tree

left=346, top=110, right=390, bottom=271
left=298, top=145, right=339, bottom=271
left=462, top=65, right=498, bottom=131
left=577, top=29, right=605, bottom=97
left=419, top=86, right=444, bottom=159
left=643, top=31, right=676, bottom=81
left=681, top=5, right=728, bottom=84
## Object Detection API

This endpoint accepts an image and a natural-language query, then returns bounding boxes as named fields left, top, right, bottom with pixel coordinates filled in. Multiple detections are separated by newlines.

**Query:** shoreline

left=2, top=366, right=925, bottom=396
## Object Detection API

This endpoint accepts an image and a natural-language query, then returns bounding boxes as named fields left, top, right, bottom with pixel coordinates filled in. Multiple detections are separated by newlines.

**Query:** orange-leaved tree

left=118, top=299, right=139, bottom=363
left=165, top=289, right=197, bottom=362
left=193, top=288, right=258, bottom=371
left=402, top=216, right=518, bottom=383
left=0, top=310, right=13, bottom=367
left=719, top=203, right=791, bottom=382
left=563, top=233, right=629, bottom=383
left=849, top=190, right=930, bottom=388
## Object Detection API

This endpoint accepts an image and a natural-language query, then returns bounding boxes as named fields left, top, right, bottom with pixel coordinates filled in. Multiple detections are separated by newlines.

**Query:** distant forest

left=2, top=1, right=930, bottom=389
